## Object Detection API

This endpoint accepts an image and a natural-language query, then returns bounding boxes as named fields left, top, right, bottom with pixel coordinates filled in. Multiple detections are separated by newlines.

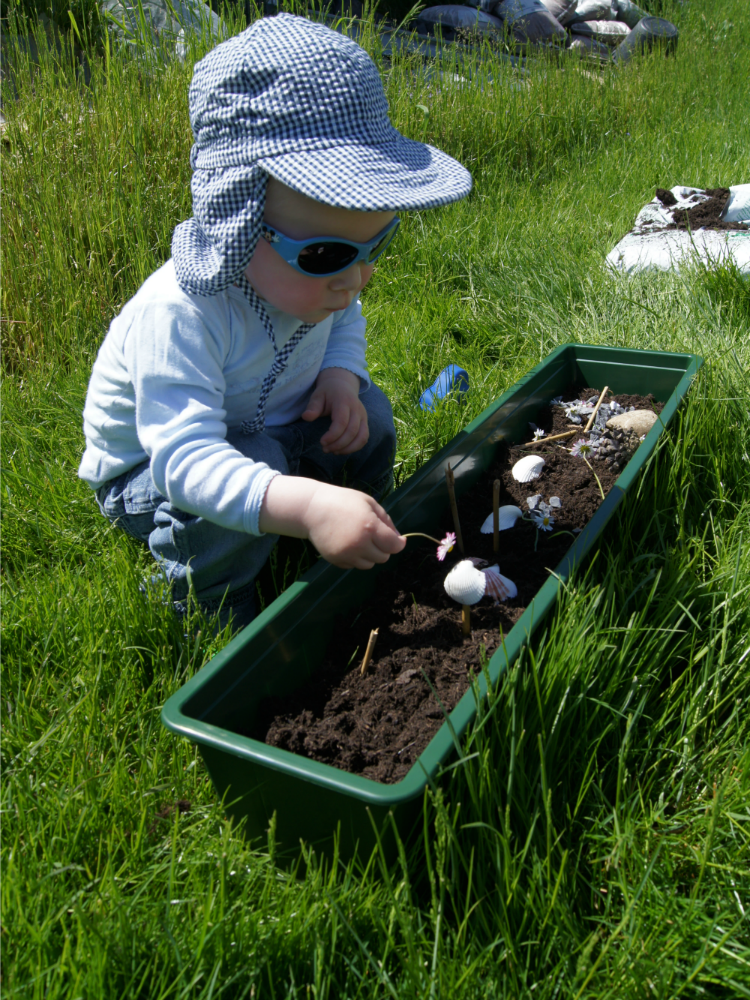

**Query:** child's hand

left=302, top=367, right=369, bottom=455
left=259, top=477, right=406, bottom=570
left=303, top=483, right=405, bottom=569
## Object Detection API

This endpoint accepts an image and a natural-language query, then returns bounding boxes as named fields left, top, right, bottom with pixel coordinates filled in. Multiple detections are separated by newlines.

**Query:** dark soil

left=656, top=187, right=745, bottom=232
left=672, top=188, right=733, bottom=230
left=148, top=799, right=191, bottom=838
left=655, top=188, right=678, bottom=207
left=249, top=389, right=663, bottom=784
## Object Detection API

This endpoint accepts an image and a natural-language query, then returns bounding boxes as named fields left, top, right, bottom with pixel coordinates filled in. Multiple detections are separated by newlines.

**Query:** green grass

left=3, top=2, right=750, bottom=996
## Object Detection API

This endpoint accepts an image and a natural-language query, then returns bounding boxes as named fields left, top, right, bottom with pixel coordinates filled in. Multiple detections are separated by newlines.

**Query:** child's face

left=244, top=178, right=396, bottom=324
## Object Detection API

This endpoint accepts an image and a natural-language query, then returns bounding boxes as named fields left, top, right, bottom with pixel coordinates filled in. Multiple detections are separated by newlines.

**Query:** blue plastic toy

left=418, top=365, right=470, bottom=411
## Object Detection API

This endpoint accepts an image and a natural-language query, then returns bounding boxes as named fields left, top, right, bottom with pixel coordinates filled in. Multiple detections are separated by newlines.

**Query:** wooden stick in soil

left=583, top=385, right=610, bottom=434
left=445, top=464, right=465, bottom=555
left=461, top=605, right=471, bottom=636
left=528, top=428, right=579, bottom=445
left=492, top=479, right=500, bottom=555
left=359, top=628, right=379, bottom=676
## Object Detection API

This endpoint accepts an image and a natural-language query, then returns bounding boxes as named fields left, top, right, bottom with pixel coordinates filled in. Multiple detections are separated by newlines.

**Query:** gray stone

left=395, top=669, right=418, bottom=686
left=606, top=409, right=658, bottom=437
left=99, top=0, right=227, bottom=62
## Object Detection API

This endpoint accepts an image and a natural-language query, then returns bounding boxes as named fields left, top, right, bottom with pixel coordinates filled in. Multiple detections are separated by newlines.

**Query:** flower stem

left=401, top=532, right=442, bottom=545
left=583, top=456, right=606, bottom=501
left=548, top=530, right=577, bottom=541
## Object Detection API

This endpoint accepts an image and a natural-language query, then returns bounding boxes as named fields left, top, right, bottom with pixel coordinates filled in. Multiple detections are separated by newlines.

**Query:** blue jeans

left=96, top=383, right=396, bottom=631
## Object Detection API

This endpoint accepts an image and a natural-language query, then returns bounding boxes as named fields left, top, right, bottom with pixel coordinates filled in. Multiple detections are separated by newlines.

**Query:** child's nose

left=328, top=263, right=363, bottom=293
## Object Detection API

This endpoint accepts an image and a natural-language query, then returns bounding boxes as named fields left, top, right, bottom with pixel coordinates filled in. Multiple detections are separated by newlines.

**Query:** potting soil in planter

left=248, top=388, right=663, bottom=784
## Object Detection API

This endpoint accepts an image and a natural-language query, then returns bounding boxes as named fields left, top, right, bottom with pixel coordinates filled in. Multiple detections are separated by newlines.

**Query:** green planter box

left=162, top=344, right=702, bottom=863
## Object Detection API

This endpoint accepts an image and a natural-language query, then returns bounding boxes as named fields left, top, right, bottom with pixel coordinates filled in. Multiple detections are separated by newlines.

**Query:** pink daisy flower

left=437, top=532, right=456, bottom=561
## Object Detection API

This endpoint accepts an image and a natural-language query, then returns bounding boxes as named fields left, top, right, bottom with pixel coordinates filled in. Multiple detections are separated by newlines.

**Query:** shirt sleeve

left=123, top=298, right=279, bottom=536
left=319, top=297, right=371, bottom=391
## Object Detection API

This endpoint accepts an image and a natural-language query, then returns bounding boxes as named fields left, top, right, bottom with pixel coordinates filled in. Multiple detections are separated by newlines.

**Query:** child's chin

left=297, top=308, right=333, bottom=324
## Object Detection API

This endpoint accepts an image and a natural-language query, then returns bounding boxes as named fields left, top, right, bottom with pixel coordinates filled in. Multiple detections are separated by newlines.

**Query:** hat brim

left=258, top=135, right=472, bottom=213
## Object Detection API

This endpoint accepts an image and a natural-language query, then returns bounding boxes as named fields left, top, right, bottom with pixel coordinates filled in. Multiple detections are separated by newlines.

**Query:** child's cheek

left=359, top=263, right=376, bottom=290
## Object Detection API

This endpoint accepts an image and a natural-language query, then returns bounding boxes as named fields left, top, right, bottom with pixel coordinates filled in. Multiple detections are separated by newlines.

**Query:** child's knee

left=225, top=426, right=292, bottom=474
left=362, top=383, right=397, bottom=451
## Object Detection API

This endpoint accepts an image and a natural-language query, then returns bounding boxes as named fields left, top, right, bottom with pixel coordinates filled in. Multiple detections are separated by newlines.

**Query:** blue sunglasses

left=260, top=217, right=400, bottom=276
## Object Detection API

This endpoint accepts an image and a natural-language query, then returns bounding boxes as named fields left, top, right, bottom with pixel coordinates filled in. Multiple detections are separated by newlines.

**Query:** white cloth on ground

left=606, top=185, right=750, bottom=275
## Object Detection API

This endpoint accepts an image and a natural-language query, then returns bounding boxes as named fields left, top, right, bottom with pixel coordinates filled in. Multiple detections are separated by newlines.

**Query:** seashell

left=512, top=455, right=544, bottom=483
left=526, top=494, right=542, bottom=510
left=484, top=565, right=518, bottom=603
left=549, top=496, right=562, bottom=508
left=444, top=559, right=486, bottom=605
left=480, top=505, right=523, bottom=533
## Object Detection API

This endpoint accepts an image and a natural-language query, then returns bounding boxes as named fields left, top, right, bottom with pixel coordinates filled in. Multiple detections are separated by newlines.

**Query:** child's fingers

left=341, top=531, right=402, bottom=569
left=320, top=405, right=362, bottom=450
left=319, top=403, right=351, bottom=445
left=371, top=516, right=406, bottom=555
left=321, top=402, right=369, bottom=452
left=352, top=557, right=377, bottom=570
left=323, top=417, right=369, bottom=455
left=301, top=388, right=327, bottom=422
left=303, top=488, right=404, bottom=569
left=344, top=527, right=404, bottom=569
left=375, top=506, right=400, bottom=535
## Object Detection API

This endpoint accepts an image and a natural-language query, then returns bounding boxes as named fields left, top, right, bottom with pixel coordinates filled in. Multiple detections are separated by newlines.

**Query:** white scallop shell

left=484, top=565, right=518, bottom=603
left=512, top=455, right=544, bottom=483
left=444, top=559, right=486, bottom=605
left=480, top=505, right=523, bottom=534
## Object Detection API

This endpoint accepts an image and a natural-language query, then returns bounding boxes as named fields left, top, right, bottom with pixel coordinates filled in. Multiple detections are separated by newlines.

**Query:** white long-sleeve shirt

left=78, top=259, right=370, bottom=535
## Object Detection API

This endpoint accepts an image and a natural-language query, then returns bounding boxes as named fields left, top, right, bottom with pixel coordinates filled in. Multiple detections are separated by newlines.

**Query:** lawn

left=2, top=1, right=750, bottom=996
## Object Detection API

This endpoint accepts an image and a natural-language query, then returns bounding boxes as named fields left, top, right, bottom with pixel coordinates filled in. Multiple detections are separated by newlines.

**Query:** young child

left=79, top=13, right=472, bottom=629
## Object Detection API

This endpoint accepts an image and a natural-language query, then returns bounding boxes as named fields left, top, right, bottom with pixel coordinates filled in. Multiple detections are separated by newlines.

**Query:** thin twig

left=492, top=479, right=500, bottom=555
left=461, top=604, right=471, bottom=636
left=445, top=464, right=464, bottom=555
left=359, top=628, right=379, bottom=676
left=583, top=385, right=610, bottom=434
left=528, top=428, right=579, bottom=445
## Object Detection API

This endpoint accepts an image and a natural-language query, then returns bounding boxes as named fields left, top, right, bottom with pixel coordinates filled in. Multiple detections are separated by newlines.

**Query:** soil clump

left=654, top=188, right=677, bottom=207
left=656, top=187, right=746, bottom=232
left=249, top=389, right=663, bottom=784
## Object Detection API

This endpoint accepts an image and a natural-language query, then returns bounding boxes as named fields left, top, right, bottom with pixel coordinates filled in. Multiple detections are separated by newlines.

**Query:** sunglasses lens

left=367, top=226, right=398, bottom=263
left=297, top=242, right=358, bottom=275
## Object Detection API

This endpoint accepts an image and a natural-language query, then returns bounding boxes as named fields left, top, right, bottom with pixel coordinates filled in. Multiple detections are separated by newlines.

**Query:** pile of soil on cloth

left=657, top=187, right=745, bottom=232
left=248, top=388, right=663, bottom=785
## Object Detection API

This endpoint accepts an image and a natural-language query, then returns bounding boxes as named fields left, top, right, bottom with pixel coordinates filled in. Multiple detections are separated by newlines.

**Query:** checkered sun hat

left=172, top=13, right=473, bottom=297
